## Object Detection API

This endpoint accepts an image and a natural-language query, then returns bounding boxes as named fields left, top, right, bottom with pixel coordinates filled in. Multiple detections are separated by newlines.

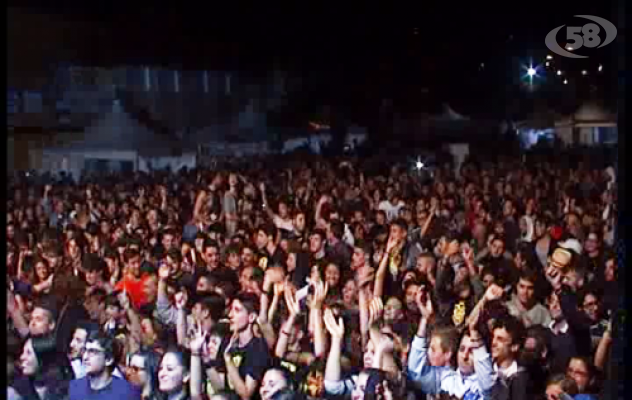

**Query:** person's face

left=351, top=248, right=365, bottom=269
left=363, top=340, right=376, bottom=368
left=405, top=284, right=420, bottom=311
left=106, top=304, right=123, bottom=321
left=384, top=297, right=404, bottom=322
left=68, top=239, right=80, bottom=258
left=584, top=234, right=600, bottom=254
left=241, top=248, right=255, bottom=266
left=227, top=252, right=240, bottom=269
left=429, top=336, right=452, bottom=367
left=143, top=276, right=158, bottom=303
left=126, top=354, right=148, bottom=388
left=309, top=234, right=323, bottom=254
left=69, top=328, right=88, bottom=360
left=128, top=255, right=142, bottom=277
left=605, top=259, right=616, bottom=281
left=196, top=276, right=212, bottom=294
left=293, top=213, right=306, bottom=232
left=416, top=256, right=433, bottom=276
left=85, top=269, right=102, bottom=286
left=517, top=278, right=535, bottom=307
left=278, top=202, right=289, bottom=219
left=416, top=210, right=429, bottom=226
left=204, top=246, right=220, bottom=267
left=162, top=234, right=175, bottom=250
left=562, top=270, right=581, bottom=292
left=29, top=307, right=55, bottom=336
left=35, top=262, right=49, bottom=281
left=228, top=300, right=253, bottom=333
left=567, top=358, right=590, bottom=393
left=20, top=339, right=39, bottom=376
left=548, top=292, right=563, bottom=320
left=325, top=264, right=341, bottom=288
left=503, top=201, right=514, bottom=217
left=158, top=352, right=188, bottom=393
left=228, top=174, right=238, bottom=187
left=457, top=334, right=475, bottom=375
left=342, top=279, right=358, bottom=305
left=491, top=327, right=516, bottom=364
left=490, top=239, right=505, bottom=258
left=535, top=221, right=547, bottom=238
left=84, top=297, right=105, bottom=321
left=582, top=294, right=600, bottom=322
left=239, top=267, right=255, bottom=292
left=83, top=341, right=110, bottom=376
left=259, top=369, right=288, bottom=400
left=389, top=224, right=405, bottom=243
left=351, top=371, right=370, bottom=400
left=256, top=230, right=269, bottom=249
left=376, top=212, right=386, bottom=225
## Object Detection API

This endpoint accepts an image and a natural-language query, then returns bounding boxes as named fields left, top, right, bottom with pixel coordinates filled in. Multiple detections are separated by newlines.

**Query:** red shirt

left=115, top=276, right=147, bottom=309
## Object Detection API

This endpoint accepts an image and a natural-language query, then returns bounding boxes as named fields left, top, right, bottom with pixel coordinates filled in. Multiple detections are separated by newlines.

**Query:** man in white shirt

left=378, top=187, right=405, bottom=222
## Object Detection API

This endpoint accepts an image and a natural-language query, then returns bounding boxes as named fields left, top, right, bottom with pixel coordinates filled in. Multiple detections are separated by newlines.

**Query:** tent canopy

left=574, top=102, right=616, bottom=123
left=55, top=101, right=182, bottom=157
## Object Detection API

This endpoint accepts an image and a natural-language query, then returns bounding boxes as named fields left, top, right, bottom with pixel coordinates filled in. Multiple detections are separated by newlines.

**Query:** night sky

left=9, top=1, right=620, bottom=121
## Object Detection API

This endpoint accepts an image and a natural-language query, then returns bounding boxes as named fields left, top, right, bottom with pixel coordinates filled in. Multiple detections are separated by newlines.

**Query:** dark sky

left=9, top=1, right=620, bottom=118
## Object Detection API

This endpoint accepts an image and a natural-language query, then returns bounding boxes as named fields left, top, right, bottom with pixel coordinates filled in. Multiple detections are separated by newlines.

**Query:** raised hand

left=484, top=284, right=504, bottom=302
left=416, top=289, right=434, bottom=320
left=357, top=266, right=375, bottom=289
left=386, top=234, right=399, bottom=254
left=158, top=264, right=171, bottom=281
left=224, top=333, right=239, bottom=360
left=310, top=280, right=329, bottom=310
left=375, top=333, right=395, bottom=354
left=545, top=265, right=562, bottom=291
left=175, top=290, right=188, bottom=310
left=368, top=297, right=384, bottom=326
left=323, top=308, right=345, bottom=339
left=284, top=286, right=301, bottom=317
left=190, top=321, right=207, bottom=354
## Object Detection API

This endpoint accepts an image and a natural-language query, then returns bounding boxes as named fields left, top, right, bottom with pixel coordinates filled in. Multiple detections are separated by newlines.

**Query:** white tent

left=41, top=101, right=195, bottom=178
left=556, top=102, right=617, bottom=146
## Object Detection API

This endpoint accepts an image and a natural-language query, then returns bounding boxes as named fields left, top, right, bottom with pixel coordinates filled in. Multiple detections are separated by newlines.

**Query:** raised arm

left=594, top=321, right=613, bottom=371
left=275, top=287, right=300, bottom=359
left=323, top=308, right=349, bottom=395
left=175, top=291, right=189, bottom=348
left=374, top=235, right=398, bottom=299
left=156, top=265, right=178, bottom=326
left=310, top=281, right=329, bottom=358
left=119, top=291, right=142, bottom=355
left=8, top=289, right=30, bottom=338
left=190, top=322, right=207, bottom=400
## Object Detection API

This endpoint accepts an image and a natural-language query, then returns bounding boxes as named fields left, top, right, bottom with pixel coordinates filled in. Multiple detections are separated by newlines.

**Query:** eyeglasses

left=567, top=368, right=589, bottom=377
left=84, top=348, right=106, bottom=357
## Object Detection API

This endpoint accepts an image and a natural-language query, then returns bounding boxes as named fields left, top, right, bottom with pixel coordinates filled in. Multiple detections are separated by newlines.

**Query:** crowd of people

left=6, top=155, right=619, bottom=400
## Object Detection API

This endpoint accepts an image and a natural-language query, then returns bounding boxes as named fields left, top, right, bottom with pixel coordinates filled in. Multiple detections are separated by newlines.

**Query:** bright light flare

left=527, top=67, right=537, bottom=77
left=563, top=79, right=568, bottom=85
left=598, top=64, right=603, bottom=72
left=416, top=161, right=424, bottom=170
left=557, top=70, right=562, bottom=76
left=546, top=55, right=553, bottom=60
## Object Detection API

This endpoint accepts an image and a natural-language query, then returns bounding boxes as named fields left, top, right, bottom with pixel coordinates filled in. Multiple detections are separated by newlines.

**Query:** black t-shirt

left=223, top=336, right=271, bottom=398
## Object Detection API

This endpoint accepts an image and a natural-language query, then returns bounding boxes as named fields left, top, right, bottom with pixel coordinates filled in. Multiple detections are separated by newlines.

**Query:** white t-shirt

left=378, top=200, right=405, bottom=222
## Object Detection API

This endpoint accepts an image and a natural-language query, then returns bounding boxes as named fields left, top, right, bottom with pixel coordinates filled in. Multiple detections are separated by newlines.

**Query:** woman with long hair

left=13, top=334, right=74, bottom=400
left=157, top=347, right=191, bottom=400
